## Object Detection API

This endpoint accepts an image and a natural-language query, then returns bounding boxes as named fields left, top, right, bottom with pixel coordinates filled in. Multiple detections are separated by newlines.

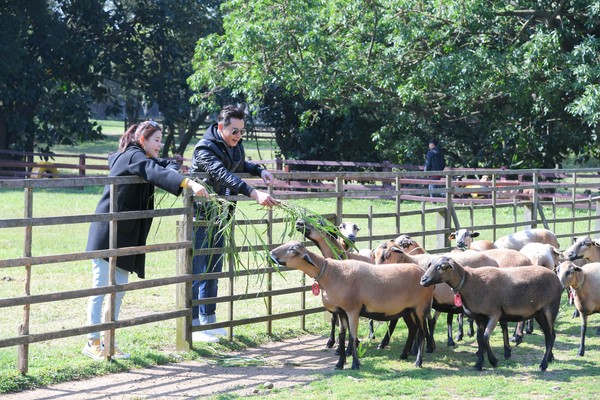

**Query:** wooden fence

left=1, top=168, right=600, bottom=374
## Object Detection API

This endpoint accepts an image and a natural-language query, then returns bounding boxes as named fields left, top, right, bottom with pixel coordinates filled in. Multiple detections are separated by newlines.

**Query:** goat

left=448, top=229, right=496, bottom=251
left=519, top=242, right=561, bottom=270
left=420, top=256, right=562, bottom=371
left=373, top=241, right=500, bottom=349
left=374, top=241, right=463, bottom=348
left=394, top=234, right=426, bottom=255
left=338, top=222, right=360, bottom=251
left=295, top=219, right=373, bottom=355
left=456, top=244, right=537, bottom=343
left=556, top=261, right=600, bottom=355
left=269, top=241, right=434, bottom=370
left=494, top=228, right=559, bottom=251
left=562, top=236, right=600, bottom=264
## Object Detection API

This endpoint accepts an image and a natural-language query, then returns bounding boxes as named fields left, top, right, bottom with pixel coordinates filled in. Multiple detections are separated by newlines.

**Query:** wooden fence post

left=103, top=184, right=118, bottom=359
left=176, top=188, right=194, bottom=350
left=78, top=154, right=86, bottom=177
left=435, top=175, right=452, bottom=249
left=17, top=187, right=33, bottom=374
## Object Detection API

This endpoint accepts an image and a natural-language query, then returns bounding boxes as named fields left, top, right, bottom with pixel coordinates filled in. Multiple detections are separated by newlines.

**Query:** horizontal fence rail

left=1, top=168, right=600, bottom=373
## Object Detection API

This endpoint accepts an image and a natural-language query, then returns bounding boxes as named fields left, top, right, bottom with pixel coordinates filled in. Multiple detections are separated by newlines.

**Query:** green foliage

left=190, top=0, right=600, bottom=168
left=0, top=0, right=105, bottom=154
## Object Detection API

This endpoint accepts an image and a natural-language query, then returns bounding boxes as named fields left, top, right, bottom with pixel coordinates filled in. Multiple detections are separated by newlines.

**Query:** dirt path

left=2, top=335, right=336, bottom=400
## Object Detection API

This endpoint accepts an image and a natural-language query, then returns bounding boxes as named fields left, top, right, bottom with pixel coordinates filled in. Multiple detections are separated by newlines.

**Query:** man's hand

left=261, top=169, right=275, bottom=186
left=250, top=189, right=278, bottom=207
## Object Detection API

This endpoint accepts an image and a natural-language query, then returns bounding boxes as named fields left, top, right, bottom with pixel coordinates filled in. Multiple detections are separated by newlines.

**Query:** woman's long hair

left=118, top=120, right=161, bottom=152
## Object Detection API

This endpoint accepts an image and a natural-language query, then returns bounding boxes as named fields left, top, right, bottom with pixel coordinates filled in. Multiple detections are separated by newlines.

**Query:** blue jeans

left=192, top=224, right=224, bottom=320
left=87, top=258, right=129, bottom=340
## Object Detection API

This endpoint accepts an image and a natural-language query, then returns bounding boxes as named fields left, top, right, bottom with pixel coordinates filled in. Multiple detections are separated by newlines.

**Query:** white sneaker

left=193, top=331, right=220, bottom=343
left=204, top=327, right=227, bottom=336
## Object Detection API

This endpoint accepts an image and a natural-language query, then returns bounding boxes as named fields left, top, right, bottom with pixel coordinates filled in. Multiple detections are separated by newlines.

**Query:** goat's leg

left=578, top=313, right=588, bottom=357
left=400, top=316, right=416, bottom=360
left=468, top=317, right=475, bottom=337
left=334, top=313, right=348, bottom=369
left=377, top=319, right=398, bottom=350
left=534, top=312, right=556, bottom=371
left=500, top=321, right=511, bottom=359
left=347, top=312, right=361, bottom=370
left=526, top=318, right=534, bottom=334
left=474, top=321, right=485, bottom=371
left=425, top=312, right=437, bottom=352
left=511, top=321, right=524, bottom=345
left=446, top=312, right=456, bottom=347
left=414, top=312, right=427, bottom=368
left=368, top=319, right=375, bottom=339
left=456, top=313, right=464, bottom=341
left=483, top=317, right=499, bottom=368
left=326, top=314, right=336, bottom=349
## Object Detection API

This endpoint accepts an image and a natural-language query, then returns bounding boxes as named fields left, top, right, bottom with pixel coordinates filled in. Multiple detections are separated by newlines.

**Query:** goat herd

left=268, top=222, right=600, bottom=372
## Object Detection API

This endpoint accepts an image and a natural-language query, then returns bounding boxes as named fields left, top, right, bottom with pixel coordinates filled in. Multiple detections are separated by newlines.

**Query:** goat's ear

left=302, top=252, right=316, bottom=267
left=574, top=266, right=583, bottom=272
left=572, top=237, right=577, bottom=243
left=448, top=233, right=456, bottom=240
left=390, top=245, right=402, bottom=254
left=472, top=232, right=480, bottom=238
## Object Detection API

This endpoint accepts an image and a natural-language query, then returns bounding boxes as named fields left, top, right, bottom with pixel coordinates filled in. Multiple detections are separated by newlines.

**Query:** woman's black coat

left=86, top=144, right=184, bottom=278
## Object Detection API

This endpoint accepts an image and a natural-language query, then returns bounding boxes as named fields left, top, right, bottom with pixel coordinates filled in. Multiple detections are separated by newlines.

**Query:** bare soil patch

left=2, top=334, right=335, bottom=400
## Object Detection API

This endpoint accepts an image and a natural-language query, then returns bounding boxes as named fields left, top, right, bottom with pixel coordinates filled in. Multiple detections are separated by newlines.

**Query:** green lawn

left=2, top=120, right=600, bottom=398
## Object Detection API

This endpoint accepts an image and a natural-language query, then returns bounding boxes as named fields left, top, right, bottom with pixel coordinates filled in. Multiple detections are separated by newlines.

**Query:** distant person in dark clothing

left=424, top=138, right=446, bottom=196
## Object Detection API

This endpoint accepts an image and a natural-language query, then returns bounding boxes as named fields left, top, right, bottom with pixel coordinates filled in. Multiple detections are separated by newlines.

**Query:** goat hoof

left=325, top=340, right=335, bottom=348
left=400, top=353, right=409, bottom=360
left=504, top=349, right=512, bottom=360
left=474, top=364, right=483, bottom=371
left=455, top=334, right=463, bottom=342
left=511, top=335, right=523, bottom=346
left=572, top=310, right=580, bottom=318
left=334, top=365, right=344, bottom=370
left=376, top=344, right=387, bottom=350
left=447, top=339, right=456, bottom=347
left=596, top=327, right=600, bottom=335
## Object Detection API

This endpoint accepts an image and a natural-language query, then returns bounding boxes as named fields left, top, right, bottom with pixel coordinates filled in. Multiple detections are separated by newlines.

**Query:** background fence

left=1, top=168, right=600, bottom=374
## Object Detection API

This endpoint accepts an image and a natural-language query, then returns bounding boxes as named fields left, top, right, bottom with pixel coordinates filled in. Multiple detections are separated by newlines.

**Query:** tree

left=189, top=0, right=600, bottom=168
left=100, top=1, right=225, bottom=158
left=0, top=0, right=106, bottom=160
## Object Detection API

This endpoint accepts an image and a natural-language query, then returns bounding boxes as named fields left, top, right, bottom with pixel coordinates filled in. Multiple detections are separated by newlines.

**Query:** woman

left=83, top=120, right=209, bottom=360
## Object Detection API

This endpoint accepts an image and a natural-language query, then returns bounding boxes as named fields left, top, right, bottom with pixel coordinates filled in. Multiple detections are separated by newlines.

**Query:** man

left=189, top=105, right=278, bottom=342
left=424, top=138, right=446, bottom=197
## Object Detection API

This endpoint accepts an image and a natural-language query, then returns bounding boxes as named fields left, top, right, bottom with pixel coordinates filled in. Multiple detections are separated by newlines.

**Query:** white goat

left=494, top=228, right=559, bottom=251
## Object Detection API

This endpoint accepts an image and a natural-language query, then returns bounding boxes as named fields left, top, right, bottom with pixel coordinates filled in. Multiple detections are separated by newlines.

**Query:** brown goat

left=562, top=236, right=600, bottom=264
left=374, top=241, right=463, bottom=348
left=420, top=256, right=562, bottom=371
left=394, top=234, right=426, bottom=255
left=269, top=241, right=434, bottom=370
left=295, top=219, right=373, bottom=355
left=556, top=261, right=600, bottom=356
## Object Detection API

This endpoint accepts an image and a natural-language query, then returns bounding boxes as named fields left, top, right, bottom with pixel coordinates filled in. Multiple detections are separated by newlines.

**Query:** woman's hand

left=189, top=181, right=210, bottom=198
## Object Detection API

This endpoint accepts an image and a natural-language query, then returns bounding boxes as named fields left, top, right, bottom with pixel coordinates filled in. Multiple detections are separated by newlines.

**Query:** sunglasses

left=229, top=128, right=246, bottom=136
left=147, top=120, right=159, bottom=128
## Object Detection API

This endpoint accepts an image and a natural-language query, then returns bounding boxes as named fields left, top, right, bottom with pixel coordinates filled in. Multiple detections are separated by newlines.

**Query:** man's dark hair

left=218, top=105, right=245, bottom=127
left=429, top=138, right=439, bottom=146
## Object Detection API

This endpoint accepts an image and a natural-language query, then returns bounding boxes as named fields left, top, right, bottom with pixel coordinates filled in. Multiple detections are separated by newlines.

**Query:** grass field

left=2, top=120, right=600, bottom=398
